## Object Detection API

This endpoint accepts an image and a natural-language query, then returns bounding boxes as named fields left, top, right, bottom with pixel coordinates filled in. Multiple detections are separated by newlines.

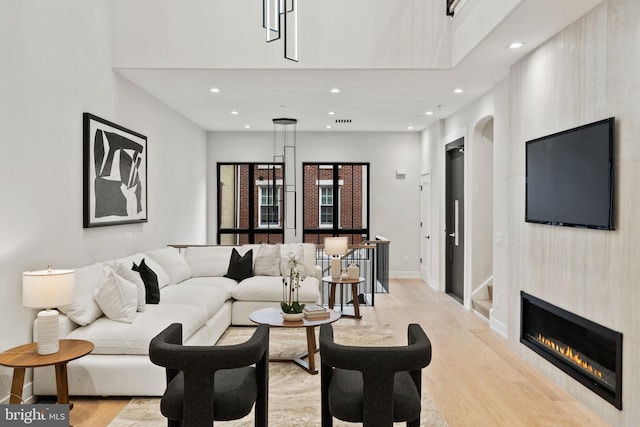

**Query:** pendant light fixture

left=263, top=0, right=298, bottom=62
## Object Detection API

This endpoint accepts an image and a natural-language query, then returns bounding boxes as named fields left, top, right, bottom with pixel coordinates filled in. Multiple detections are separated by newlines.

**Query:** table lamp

left=324, top=237, right=348, bottom=280
left=23, top=268, right=75, bottom=355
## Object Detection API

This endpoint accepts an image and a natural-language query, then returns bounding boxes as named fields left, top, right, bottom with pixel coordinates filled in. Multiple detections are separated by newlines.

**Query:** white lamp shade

left=324, top=237, right=349, bottom=256
left=23, top=269, right=75, bottom=309
left=23, top=269, right=75, bottom=355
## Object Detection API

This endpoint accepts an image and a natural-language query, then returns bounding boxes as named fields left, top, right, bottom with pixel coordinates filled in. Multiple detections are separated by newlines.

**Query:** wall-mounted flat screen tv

left=525, top=117, right=614, bottom=230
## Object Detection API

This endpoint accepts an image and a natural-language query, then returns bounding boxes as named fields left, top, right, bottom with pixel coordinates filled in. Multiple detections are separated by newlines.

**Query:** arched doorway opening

left=468, top=116, right=494, bottom=318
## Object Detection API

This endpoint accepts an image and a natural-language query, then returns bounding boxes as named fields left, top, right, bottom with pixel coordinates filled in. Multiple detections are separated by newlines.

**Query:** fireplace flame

left=536, top=333, right=603, bottom=379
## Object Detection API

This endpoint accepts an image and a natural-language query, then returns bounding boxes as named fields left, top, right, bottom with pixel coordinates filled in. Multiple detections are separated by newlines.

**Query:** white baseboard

left=490, top=317, right=508, bottom=338
left=389, top=271, right=421, bottom=279
left=427, top=279, right=442, bottom=292
left=1, top=380, right=34, bottom=404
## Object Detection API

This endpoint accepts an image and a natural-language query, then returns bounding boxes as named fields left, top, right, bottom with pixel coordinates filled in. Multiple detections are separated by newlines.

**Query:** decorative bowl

left=282, top=312, right=304, bottom=322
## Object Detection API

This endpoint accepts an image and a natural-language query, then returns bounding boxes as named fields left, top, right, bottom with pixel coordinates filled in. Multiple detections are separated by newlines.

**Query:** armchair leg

left=321, top=414, right=333, bottom=427
left=321, top=397, right=333, bottom=427
left=407, top=417, right=420, bottom=427
left=168, top=419, right=182, bottom=427
left=255, top=398, right=267, bottom=427
left=321, top=363, right=333, bottom=427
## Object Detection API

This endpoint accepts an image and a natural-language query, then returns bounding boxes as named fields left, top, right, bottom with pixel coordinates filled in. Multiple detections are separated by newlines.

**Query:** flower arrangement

left=281, top=252, right=307, bottom=314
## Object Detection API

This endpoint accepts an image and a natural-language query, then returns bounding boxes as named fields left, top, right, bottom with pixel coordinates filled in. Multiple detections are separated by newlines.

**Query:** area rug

left=109, top=325, right=447, bottom=426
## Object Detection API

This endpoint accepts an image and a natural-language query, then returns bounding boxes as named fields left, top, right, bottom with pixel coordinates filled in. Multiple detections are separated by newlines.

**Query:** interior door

left=420, top=174, right=432, bottom=284
left=445, top=139, right=464, bottom=303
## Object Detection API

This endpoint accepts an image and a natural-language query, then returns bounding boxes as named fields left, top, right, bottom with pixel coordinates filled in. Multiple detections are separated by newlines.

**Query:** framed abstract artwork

left=83, top=113, right=148, bottom=228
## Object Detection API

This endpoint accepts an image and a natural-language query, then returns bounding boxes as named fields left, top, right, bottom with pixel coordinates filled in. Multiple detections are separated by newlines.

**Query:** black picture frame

left=83, top=113, right=148, bottom=228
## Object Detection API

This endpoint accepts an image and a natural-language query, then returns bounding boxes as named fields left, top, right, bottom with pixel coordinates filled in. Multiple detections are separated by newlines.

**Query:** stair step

left=487, top=284, right=493, bottom=302
left=472, top=298, right=492, bottom=319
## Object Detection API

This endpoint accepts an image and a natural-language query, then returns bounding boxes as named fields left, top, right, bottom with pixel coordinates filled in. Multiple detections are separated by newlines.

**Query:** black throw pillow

left=224, top=248, right=254, bottom=281
left=132, top=258, right=160, bottom=304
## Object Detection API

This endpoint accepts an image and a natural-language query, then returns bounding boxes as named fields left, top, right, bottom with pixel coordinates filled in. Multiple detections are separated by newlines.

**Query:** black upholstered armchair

left=319, top=323, right=432, bottom=427
left=149, top=323, right=269, bottom=427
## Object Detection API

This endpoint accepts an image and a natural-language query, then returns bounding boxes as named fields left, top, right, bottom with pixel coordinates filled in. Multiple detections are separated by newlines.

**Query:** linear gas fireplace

left=520, top=292, right=622, bottom=409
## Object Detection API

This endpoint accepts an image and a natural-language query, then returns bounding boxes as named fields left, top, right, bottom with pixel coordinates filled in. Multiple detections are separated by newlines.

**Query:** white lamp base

left=36, top=309, right=60, bottom=355
left=331, top=257, right=341, bottom=280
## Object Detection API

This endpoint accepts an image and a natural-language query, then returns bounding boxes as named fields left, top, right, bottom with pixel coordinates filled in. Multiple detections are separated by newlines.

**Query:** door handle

left=453, top=200, right=459, bottom=246
left=448, top=233, right=455, bottom=237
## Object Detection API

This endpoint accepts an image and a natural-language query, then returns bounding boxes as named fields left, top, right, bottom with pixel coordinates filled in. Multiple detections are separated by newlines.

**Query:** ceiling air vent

left=335, top=119, right=352, bottom=124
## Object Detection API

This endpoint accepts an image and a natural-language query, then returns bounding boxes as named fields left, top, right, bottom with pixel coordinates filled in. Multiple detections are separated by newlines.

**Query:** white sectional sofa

left=33, top=243, right=321, bottom=397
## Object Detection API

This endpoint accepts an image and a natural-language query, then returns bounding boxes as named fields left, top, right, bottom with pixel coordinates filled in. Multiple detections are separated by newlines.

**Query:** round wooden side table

left=0, top=339, right=94, bottom=406
left=322, top=276, right=365, bottom=319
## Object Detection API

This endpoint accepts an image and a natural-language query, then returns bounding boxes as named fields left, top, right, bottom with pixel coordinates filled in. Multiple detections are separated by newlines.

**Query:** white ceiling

left=115, top=0, right=603, bottom=132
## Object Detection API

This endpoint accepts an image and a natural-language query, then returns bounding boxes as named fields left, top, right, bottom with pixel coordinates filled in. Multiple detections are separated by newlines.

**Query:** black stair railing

left=446, top=0, right=458, bottom=16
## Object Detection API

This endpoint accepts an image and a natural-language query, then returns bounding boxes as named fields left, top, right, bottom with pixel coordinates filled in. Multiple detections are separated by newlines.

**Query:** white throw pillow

left=146, top=247, right=192, bottom=285
left=94, top=270, right=138, bottom=324
left=253, top=245, right=282, bottom=276
left=58, top=262, right=105, bottom=326
left=301, top=243, right=317, bottom=275
left=111, top=262, right=146, bottom=312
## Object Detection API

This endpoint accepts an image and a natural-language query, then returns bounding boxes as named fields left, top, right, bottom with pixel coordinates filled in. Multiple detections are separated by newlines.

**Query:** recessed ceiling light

left=453, top=88, right=464, bottom=94
left=244, top=125, right=251, bottom=129
left=425, top=111, right=434, bottom=116
left=408, top=126, right=414, bottom=130
left=231, top=110, right=239, bottom=115
left=209, top=87, right=220, bottom=93
left=328, top=111, right=336, bottom=115
left=326, top=125, right=332, bottom=129
left=508, top=42, right=524, bottom=49
left=330, top=88, right=341, bottom=94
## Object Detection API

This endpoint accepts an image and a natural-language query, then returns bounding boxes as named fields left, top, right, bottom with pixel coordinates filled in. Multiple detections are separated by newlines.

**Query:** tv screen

left=525, top=117, right=614, bottom=230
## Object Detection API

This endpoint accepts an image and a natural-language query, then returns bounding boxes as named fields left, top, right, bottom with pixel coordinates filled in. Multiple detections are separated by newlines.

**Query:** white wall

left=422, top=91, right=499, bottom=308
left=420, top=121, right=445, bottom=289
left=112, top=0, right=451, bottom=69
left=508, top=1, right=638, bottom=423
left=491, top=77, right=511, bottom=335
left=450, top=0, right=522, bottom=64
left=470, top=118, right=494, bottom=296
left=207, top=131, right=422, bottom=276
left=0, top=0, right=207, bottom=402
left=423, top=3, right=640, bottom=422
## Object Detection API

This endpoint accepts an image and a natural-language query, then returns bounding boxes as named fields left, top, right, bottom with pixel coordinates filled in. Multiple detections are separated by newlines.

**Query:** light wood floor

left=67, top=278, right=610, bottom=426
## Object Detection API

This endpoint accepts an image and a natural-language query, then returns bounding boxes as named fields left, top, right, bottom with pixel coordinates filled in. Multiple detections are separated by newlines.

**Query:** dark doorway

left=446, top=138, right=464, bottom=303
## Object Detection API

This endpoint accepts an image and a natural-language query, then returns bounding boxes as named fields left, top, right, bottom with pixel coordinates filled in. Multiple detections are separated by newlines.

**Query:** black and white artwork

left=83, top=113, right=147, bottom=228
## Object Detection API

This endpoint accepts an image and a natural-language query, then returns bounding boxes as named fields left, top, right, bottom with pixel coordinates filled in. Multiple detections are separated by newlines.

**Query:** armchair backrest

left=150, top=323, right=269, bottom=374
left=149, top=323, right=269, bottom=426
left=320, top=323, right=431, bottom=373
left=319, top=323, right=432, bottom=426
